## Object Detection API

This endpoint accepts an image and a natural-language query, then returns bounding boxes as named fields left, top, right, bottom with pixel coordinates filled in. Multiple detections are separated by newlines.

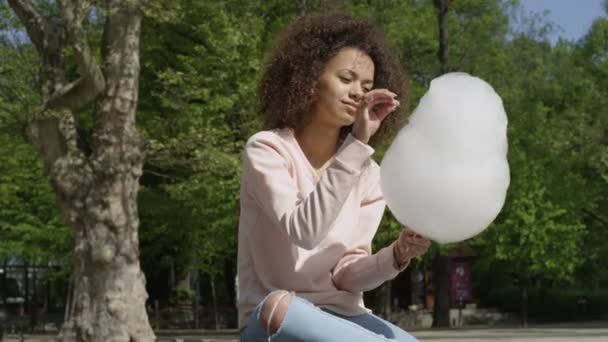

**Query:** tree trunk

left=298, top=0, right=307, bottom=15
left=224, top=259, right=236, bottom=303
left=24, top=261, right=30, bottom=320
left=193, top=270, right=200, bottom=329
left=211, top=276, right=219, bottom=330
left=7, top=1, right=154, bottom=341
left=431, top=0, right=452, bottom=328
left=2, top=260, right=8, bottom=314
left=384, top=281, right=392, bottom=317
left=521, top=284, right=528, bottom=328
left=432, top=252, right=451, bottom=327
left=30, top=265, right=37, bottom=331
left=434, top=0, right=450, bottom=74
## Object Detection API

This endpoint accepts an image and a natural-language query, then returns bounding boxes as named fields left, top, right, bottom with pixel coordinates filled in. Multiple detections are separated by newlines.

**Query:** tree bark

left=211, top=276, right=219, bottom=330
left=521, top=283, right=529, bottom=328
left=298, top=0, right=307, bottom=15
left=7, top=1, right=154, bottom=341
left=431, top=0, right=452, bottom=328
left=24, top=261, right=30, bottom=320
left=384, top=281, right=392, bottom=317
left=2, top=260, right=7, bottom=314
left=434, top=0, right=450, bottom=74
left=432, top=252, right=451, bottom=327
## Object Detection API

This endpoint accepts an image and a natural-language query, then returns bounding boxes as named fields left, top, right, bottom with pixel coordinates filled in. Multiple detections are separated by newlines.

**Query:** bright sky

left=519, top=0, right=607, bottom=43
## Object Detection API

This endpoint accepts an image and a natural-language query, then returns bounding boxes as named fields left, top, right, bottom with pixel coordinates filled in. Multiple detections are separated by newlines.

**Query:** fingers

left=364, top=89, right=399, bottom=121
left=373, top=100, right=400, bottom=121
left=402, top=227, right=421, bottom=237
left=399, top=227, right=432, bottom=255
left=364, top=89, right=397, bottom=106
left=403, top=235, right=431, bottom=248
left=365, top=93, right=396, bottom=108
left=351, top=88, right=399, bottom=142
left=365, top=88, right=397, bottom=102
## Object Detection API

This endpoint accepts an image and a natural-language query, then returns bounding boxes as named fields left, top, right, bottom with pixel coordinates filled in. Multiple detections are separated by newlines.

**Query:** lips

left=342, top=101, right=358, bottom=113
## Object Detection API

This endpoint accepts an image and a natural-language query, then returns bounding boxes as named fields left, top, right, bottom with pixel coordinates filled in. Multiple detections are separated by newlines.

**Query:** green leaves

left=137, top=0, right=268, bottom=279
left=0, top=131, right=71, bottom=265
left=469, top=14, right=607, bottom=288
left=1, top=0, right=606, bottom=303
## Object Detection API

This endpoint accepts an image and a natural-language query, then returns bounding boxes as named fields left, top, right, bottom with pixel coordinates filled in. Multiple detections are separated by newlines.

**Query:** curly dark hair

left=258, top=12, right=409, bottom=146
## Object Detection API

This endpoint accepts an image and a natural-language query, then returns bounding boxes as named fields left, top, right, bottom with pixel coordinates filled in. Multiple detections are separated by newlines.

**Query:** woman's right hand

left=393, top=228, right=431, bottom=270
left=351, top=89, right=399, bottom=144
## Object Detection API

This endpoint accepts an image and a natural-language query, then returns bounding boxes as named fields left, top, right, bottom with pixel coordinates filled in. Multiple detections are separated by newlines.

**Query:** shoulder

left=246, top=129, right=290, bottom=148
left=243, top=128, right=295, bottom=166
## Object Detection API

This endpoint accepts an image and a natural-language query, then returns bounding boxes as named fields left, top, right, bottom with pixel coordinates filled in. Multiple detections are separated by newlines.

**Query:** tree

left=575, top=14, right=608, bottom=289
left=434, top=0, right=450, bottom=74
left=4, top=0, right=153, bottom=340
left=135, top=1, right=266, bottom=321
left=429, top=0, right=452, bottom=328
left=0, top=132, right=71, bottom=266
left=470, top=26, right=605, bottom=325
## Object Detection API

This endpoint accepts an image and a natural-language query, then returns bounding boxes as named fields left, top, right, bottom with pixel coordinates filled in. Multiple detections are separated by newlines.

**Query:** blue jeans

left=240, top=293, right=419, bottom=341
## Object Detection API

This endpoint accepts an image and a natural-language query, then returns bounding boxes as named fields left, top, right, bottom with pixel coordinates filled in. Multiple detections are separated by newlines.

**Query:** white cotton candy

left=380, top=72, right=510, bottom=244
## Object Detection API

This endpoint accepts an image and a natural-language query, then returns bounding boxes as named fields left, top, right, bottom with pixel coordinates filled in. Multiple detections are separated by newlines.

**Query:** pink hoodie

left=236, top=128, right=406, bottom=328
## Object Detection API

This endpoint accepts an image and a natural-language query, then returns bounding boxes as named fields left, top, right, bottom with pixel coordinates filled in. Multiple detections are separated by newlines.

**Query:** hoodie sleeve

left=331, top=163, right=409, bottom=292
left=242, top=132, right=374, bottom=250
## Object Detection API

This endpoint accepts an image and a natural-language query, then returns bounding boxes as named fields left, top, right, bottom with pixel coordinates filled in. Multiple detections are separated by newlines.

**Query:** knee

left=260, top=290, right=292, bottom=335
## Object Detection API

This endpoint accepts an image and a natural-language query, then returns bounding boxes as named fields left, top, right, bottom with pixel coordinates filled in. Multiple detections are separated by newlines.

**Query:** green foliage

left=138, top=0, right=267, bottom=280
left=169, top=282, right=194, bottom=304
left=0, top=128, right=71, bottom=266
left=469, top=9, right=607, bottom=293
left=0, top=16, right=70, bottom=268
left=0, top=38, right=39, bottom=123
left=1, top=0, right=607, bottom=315
left=485, top=286, right=608, bottom=322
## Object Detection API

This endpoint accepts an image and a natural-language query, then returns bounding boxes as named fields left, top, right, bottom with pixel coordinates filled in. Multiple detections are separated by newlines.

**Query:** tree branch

left=143, top=169, right=175, bottom=180
left=583, top=208, right=608, bottom=228
left=44, top=0, right=105, bottom=112
left=6, top=0, right=45, bottom=53
left=102, top=0, right=142, bottom=83
left=89, top=0, right=142, bottom=175
left=27, top=110, right=71, bottom=174
left=8, top=1, right=94, bottom=195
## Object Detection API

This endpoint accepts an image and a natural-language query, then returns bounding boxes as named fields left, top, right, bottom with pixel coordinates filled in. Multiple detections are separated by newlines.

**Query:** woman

left=238, top=12, right=431, bottom=342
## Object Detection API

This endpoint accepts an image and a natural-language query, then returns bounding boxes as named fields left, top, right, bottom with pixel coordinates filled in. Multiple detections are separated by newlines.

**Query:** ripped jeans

left=240, top=292, right=419, bottom=342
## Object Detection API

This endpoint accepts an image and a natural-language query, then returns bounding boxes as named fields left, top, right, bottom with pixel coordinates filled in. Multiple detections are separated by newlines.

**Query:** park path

left=3, top=325, right=608, bottom=341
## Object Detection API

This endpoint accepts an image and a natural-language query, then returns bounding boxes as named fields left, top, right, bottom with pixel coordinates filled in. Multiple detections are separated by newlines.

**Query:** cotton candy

left=380, top=72, right=510, bottom=244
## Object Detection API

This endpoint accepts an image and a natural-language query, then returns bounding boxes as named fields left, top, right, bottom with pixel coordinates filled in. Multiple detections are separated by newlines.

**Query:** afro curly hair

left=258, top=12, right=409, bottom=146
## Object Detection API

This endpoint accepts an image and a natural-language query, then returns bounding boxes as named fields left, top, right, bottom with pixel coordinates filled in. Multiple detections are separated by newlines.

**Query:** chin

left=333, top=117, right=354, bottom=128
left=343, top=115, right=356, bottom=126
left=319, top=109, right=355, bottom=128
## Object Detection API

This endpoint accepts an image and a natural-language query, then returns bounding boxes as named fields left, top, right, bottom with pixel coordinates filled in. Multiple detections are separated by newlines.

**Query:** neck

left=294, top=122, right=341, bottom=169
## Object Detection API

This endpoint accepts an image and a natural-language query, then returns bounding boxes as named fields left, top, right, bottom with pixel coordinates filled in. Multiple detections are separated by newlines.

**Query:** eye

left=363, top=87, right=372, bottom=93
left=338, top=76, right=351, bottom=83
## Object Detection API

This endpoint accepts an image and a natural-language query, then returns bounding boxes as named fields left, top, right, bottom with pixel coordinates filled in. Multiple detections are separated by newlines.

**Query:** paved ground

left=411, top=326, right=608, bottom=341
left=3, top=325, right=608, bottom=341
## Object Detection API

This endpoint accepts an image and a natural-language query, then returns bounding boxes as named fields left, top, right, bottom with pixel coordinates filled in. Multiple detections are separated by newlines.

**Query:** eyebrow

left=340, top=69, right=373, bottom=85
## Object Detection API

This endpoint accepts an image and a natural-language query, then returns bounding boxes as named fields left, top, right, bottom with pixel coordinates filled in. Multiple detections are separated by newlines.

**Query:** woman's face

left=311, top=47, right=375, bottom=128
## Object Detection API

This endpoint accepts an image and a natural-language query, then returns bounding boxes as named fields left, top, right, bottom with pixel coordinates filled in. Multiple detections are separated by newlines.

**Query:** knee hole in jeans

left=260, top=290, right=292, bottom=335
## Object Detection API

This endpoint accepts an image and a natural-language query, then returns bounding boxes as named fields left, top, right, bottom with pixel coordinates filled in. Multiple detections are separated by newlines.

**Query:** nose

left=349, top=83, right=364, bottom=102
